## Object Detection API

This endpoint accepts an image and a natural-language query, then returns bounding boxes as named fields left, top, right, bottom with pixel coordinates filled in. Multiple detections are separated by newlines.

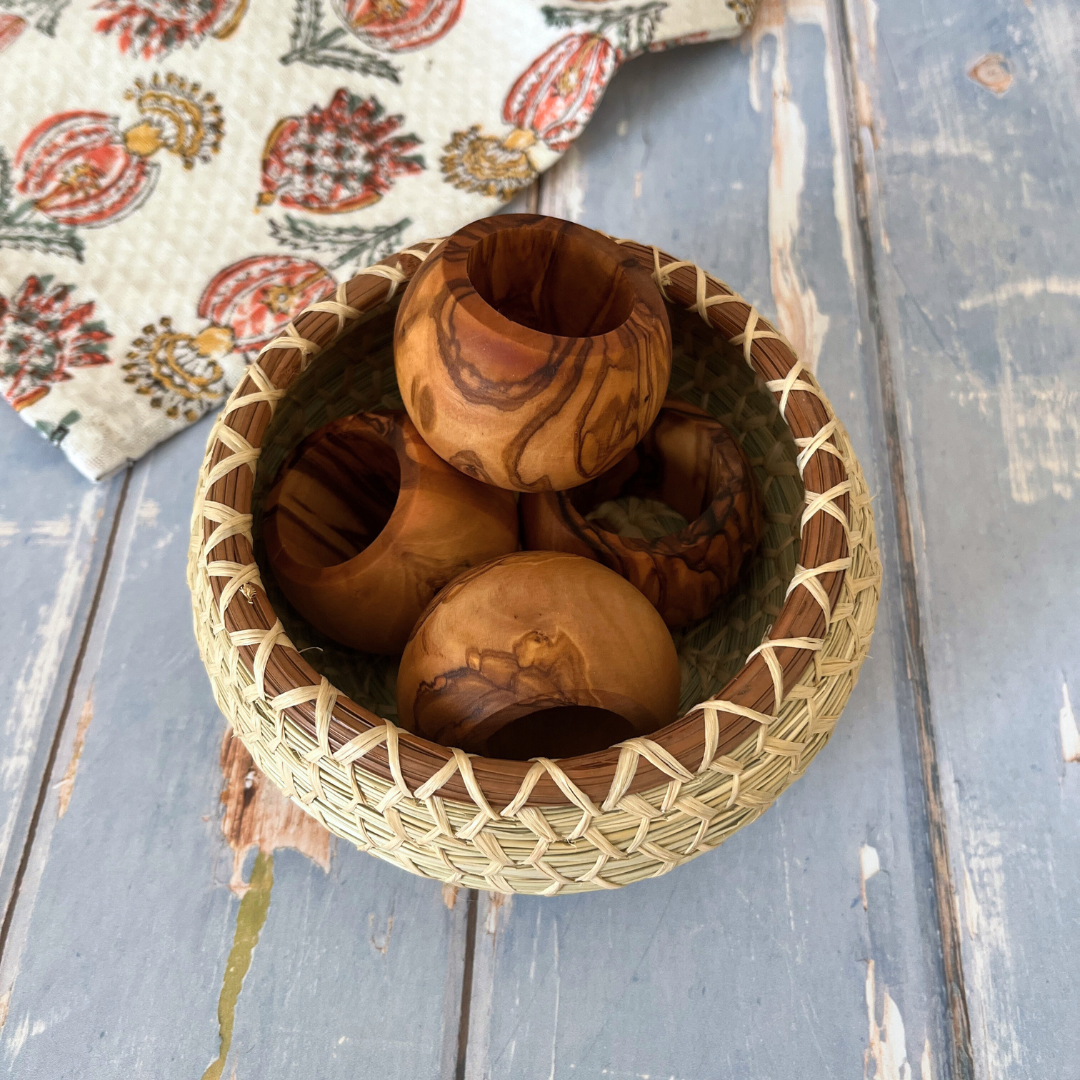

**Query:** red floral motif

left=93, top=0, right=249, bottom=59
left=14, top=76, right=223, bottom=229
left=0, top=276, right=111, bottom=410
left=198, top=255, right=334, bottom=355
left=332, top=0, right=462, bottom=52
left=259, top=89, right=424, bottom=214
left=503, top=33, right=618, bottom=153
left=15, top=111, right=158, bottom=228
left=0, top=12, right=27, bottom=52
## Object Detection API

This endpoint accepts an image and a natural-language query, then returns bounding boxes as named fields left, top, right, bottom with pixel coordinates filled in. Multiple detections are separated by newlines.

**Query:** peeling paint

left=968, top=53, right=1013, bottom=95
left=218, top=729, right=330, bottom=895
left=749, top=0, right=832, bottom=372
left=1060, top=681, right=1080, bottom=763
left=859, top=843, right=880, bottom=909
left=863, top=959, right=911, bottom=1080
left=30, top=518, right=71, bottom=543
left=952, top=364, right=1080, bottom=503
left=202, top=850, right=274, bottom=1080
left=888, top=136, right=994, bottom=164
left=442, top=883, right=460, bottom=909
left=484, top=891, right=513, bottom=937
left=135, top=498, right=160, bottom=527
left=0, top=487, right=101, bottom=876
left=0, top=521, right=17, bottom=545
left=999, top=367, right=1080, bottom=503
left=962, top=861, right=981, bottom=939
left=56, top=691, right=93, bottom=818
left=959, top=825, right=1024, bottom=1077
left=959, top=276, right=1080, bottom=310
left=0, top=991, right=8, bottom=1029
left=369, top=913, right=394, bottom=955
left=920, top=1039, right=933, bottom=1080
left=3, top=1011, right=28, bottom=1063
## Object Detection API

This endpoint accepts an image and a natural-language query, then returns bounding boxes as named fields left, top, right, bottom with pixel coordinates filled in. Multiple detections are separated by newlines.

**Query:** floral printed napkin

left=0, top=0, right=755, bottom=481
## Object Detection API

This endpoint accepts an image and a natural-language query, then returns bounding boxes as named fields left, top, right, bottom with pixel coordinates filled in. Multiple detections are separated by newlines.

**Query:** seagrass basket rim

left=191, top=231, right=854, bottom=813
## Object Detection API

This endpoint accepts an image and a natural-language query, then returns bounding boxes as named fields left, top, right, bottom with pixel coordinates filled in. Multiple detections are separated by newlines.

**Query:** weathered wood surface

left=0, top=0, right=1076, bottom=1076
left=0, top=416, right=122, bottom=931
left=0, top=422, right=465, bottom=1077
left=843, top=0, right=1080, bottom=1076
left=462, top=22, right=953, bottom=1080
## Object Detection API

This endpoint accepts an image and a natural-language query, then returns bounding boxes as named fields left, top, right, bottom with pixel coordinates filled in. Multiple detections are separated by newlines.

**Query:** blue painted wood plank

left=0, top=409, right=122, bottom=930
left=462, top=27, right=952, bottom=1080
left=846, top=0, right=1080, bottom=1074
left=0, top=419, right=465, bottom=1077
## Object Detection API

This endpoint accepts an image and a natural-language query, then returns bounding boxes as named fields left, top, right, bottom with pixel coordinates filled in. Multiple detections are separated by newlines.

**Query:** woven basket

left=188, top=236, right=882, bottom=896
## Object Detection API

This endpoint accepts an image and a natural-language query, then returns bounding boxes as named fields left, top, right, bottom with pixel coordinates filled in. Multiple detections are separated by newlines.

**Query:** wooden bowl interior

left=466, top=224, right=636, bottom=337
left=251, top=295, right=802, bottom=730
left=272, top=421, right=400, bottom=569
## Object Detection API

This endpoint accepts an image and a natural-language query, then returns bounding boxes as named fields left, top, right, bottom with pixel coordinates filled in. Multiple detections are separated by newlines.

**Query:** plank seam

left=831, top=3, right=976, bottom=1078
left=0, top=467, right=134, bottom=972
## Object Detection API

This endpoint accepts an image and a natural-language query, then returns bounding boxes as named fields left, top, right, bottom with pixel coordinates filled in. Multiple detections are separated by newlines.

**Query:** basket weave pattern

left=188, top=240, right=881, bottom=895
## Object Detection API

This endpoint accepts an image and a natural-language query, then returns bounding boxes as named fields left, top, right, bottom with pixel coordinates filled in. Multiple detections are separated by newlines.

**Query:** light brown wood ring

left=393, top=215, right=672, bottom=491
left=519, top=397, right=764, bottom=629
left=262, top=411, right=519, bottom=654
left=396, top=552, right=682, bottom=757
left=199, top=239, right=850, bottom=808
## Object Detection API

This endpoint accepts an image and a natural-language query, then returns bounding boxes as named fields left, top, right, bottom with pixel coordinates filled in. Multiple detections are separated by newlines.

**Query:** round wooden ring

left=263, top=411, right=519, bottom=654
left=396, top=552, right=682, bottom=758
left=520, top=398, right=764, bottom=628
left=393, top=214, right=672, bottom=491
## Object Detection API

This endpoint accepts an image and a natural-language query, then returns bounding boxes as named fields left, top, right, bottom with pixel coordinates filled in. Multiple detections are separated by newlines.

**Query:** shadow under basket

left=188, top=238, right=882, bottom=896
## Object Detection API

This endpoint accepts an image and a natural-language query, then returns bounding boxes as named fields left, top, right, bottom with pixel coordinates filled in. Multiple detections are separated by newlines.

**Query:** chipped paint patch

left=202, top=850, right=274, bottom=1080
left=484, top=890, right=513, bottom=936
left=218, top=729, right=330, bottom=894
left=369, top=913, right=394, bottom=955
left=863, top=959, right=911, bottom=1080
left=30, top=518, right=70, bottom=544
left=888, top=136, right=994, bottom=164
left=952, top=365, right=1080, bottom=503
left=0, top=486, right=101, bottom=870
left=0, top=991, right=8, bottom=1028
left=56, top=691, right=93, bottom=818
left=0, top=521, right=18, bottom=545
left=442, top=883, right=459, bottom=909
left=1060, top=682, right=1080, bottom=763
left=959, top=826, right=1024, bottom=1077
left=959, top=276, right=1080, bottom=310
left=135, top=498, right=160, bottom=527
left=999, top=369, right=1080, bottom=503
left=962, top=861, right=981, bottom=938
left=920, top=1039, right=933, bottom=1080
left=968, top=53, right=1013, bottom=95
left=749, top=0, right=831, bottom=371
left=3, top=1011, right=28, bottom=1063
left=859, top=843, right=880, bottom=909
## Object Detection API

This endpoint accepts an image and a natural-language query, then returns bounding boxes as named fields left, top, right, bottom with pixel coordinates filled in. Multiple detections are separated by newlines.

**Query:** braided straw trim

left=188, top=240, right=881, bottom=894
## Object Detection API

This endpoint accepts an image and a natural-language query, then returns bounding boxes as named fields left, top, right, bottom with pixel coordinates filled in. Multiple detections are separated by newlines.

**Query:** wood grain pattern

left=263, top=412, right=519, bottom=654
left=396, top=552, right=681, bottom=758
left=393, top=214, right=672, bottom=492
left=842, top=0, right=1080, bottom=1073
left=520, top=397, right=764, bottom=628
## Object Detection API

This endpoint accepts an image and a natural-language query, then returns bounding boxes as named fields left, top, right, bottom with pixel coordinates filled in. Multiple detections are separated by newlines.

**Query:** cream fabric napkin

left=0, top=0, right=755, bottom=480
